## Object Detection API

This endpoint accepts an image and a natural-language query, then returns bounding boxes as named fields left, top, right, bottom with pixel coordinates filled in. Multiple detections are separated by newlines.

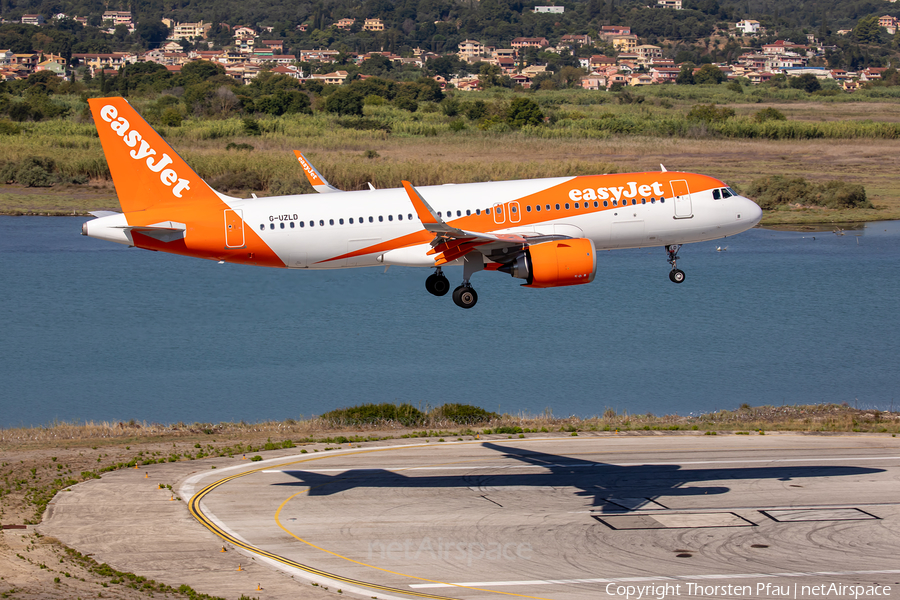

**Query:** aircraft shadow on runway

left=274, top=442, right=884, bottom=512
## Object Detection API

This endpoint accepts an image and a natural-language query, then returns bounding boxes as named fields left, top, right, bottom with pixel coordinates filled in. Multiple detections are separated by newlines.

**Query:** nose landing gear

left=666, top=244, right=685, bottom=284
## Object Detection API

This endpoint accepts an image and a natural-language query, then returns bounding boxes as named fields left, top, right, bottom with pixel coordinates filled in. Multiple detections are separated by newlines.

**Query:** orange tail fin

left=88, top=97, right=219, bottom=213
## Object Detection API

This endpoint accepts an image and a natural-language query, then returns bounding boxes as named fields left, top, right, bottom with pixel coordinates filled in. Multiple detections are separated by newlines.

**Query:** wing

left=401, top=180, right=568, bottom=266
left=293, top=151, right=342, bottom=193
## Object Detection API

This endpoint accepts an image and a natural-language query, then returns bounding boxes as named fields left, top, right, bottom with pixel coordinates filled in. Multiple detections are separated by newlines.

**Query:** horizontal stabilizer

left=89, top=210, right=120, bottom=218
left=115, top=221, right=186, bottom=243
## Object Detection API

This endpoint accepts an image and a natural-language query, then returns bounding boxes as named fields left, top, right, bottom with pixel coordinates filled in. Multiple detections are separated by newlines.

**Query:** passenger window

left=378, top=216, right=383, bottom=222
left=319, top=220, right=324, bottom=226
left=398, top=214, right=403, bottom=221
left=546, top=205, right=550, bottom=211
left=574, top=202, right=580, bottom=209
left=309, top=221, right=314, bottom=227
left=329, top=219, right=334, bottom=225
left=632, top=199, right=636, bottom=205
left=280, top=223, right=285, bottom=229
left=457, top=210, right=462, bottom=217
left=349, top=218, right=354, bottom=224
left=651, top=198, right=656, bottom=203
left=594, top=201, right=599, bottom=207
left=437, top=212, right=442, bottom=217
left=526, top=206, right=532, bottom=212
left=641, top=198, right=646, bottom=204
left=300, top=221, right=305, bottom=227
left=612, top=200, right=617, bottom=206
left=290, top=221, right=295, bottom=228
left=388, top=215, right=393, bottom=221
left=713, top=189, right=721, bottom=200
left=484, top=208, right=489, bottom=215
left=511, top=206, right=517, bottom=213
left=368, top=216, right=373, bottom=223
left=565, top=203, right=570, bottom=210
left=660, top=198, right=665, bottom=203
left=555, top=204, right=560, bottom=210
left=465, top=210, right=470, bottom=216
left=604, top=201, right=609, bottom=207
left=477, top=208, right=482, bottom=215
left=270, top=223, right=275, bottom=229
left=259, top=224, right=264, bottom=231
left=339, top=218, right=344, bottom=225
left=536, top=205, right=541, bottom=212
left=408, top=214, right=413, bottom=220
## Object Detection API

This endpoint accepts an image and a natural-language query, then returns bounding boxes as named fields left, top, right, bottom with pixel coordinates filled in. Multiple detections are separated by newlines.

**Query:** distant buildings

left=533, top=6, right=564, bottom=13
left=735, top=19, right=761, bottom=35
left=657, top=0, right=682, bottom=8
left=362, top=18, right=384, bottom=31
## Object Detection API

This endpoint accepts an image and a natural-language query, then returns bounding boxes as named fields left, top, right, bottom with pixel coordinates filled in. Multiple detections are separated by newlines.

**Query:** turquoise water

left=1, top=216, right=898, bottom=428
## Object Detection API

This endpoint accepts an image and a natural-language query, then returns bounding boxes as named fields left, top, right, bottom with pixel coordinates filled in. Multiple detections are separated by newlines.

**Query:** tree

left=694, top=64, right=726, bottom=84
left=676, top=63, right=695, bottom=84
left=506, top=97, right=544, bottom=127
left=135, top=22, right=169, bottom=48
left=789, top=73, right=821, bottom=93
left=324, top=87, right=364, bottom=116
left=478, top=63, right=501, bottom=88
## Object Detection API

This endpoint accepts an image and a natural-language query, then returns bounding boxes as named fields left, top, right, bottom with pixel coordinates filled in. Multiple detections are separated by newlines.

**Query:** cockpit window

left=713, top=189, right=721, bottom=200
left=726, top=187, right=737, bottom=196
left=721, top=188, right=734, bottom=198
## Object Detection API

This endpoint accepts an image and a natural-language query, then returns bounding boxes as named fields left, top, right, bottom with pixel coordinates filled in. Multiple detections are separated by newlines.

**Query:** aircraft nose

left=741, top=196, right=763, bottom=226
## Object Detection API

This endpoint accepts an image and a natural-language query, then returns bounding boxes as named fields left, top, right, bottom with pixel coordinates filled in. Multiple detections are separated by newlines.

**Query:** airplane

left=81, top=97, right=763, bottom=309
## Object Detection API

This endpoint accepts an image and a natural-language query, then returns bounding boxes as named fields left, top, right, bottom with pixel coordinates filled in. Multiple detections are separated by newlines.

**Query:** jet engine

left=498, top=238, right=597, bottom=288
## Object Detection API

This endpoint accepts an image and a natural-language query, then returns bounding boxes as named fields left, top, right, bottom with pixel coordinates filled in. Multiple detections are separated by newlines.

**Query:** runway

left=176, top=434, right=900, bottom=599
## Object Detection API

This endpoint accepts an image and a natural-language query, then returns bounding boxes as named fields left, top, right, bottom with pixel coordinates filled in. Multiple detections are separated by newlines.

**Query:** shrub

left=753, top=107, right=786, bottom=122
left=320, top=403, right=426, bottom=426
left=464, top=100, right=487, bottom=121
left=160, top=108, right=183, bottom=127
left=242, top=117, right=261, bottom=136
left=448, top=119, right=466, bottom=132
left=432, top=404, right=499, bottom=424
left=687, top=104, right=735, bottom=123
left=394, top=96, right=418, bottom=112
left=0, top=120, right=21, bottom=135
left=441, top=97, right=461, bottom=117
left=507, top=97, right=544, bottom=127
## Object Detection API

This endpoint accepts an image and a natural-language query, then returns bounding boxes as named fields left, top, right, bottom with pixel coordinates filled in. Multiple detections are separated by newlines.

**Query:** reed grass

left=2, top=404, right=897, bottom=447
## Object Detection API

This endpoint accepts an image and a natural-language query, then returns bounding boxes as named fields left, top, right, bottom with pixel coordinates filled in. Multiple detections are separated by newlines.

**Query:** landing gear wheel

left=452, top=285, right=478, bottom=309
left=669, top=269, right=685, bottom=284
left=425, top=273, right=450, bottom=296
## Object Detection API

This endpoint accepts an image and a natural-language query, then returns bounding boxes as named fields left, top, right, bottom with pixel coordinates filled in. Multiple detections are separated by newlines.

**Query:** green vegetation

left=747, top=176, right=871, bottom=210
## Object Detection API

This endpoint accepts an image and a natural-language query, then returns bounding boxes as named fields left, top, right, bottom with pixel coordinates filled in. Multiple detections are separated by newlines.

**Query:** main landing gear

left=452, top=285, right=478, bottom=309
left=666, top=244, right=686, bottom=284
left=425, top=269, right=450, bottom=296
left=426, top=256, right=483, bottom=309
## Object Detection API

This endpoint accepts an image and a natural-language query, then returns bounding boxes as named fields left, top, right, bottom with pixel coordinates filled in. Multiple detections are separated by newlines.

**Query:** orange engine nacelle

left=498, top=238, right=597, bottom=288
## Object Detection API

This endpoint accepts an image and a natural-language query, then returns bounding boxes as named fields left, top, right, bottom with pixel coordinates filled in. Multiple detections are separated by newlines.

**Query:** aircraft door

left=509, top=201, right=521, bottom=223
left=670, top=180, right=693, bottom=219
left=492, top=202, right=506, bottom=225
left=224, top=209, right=245, bottom=247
